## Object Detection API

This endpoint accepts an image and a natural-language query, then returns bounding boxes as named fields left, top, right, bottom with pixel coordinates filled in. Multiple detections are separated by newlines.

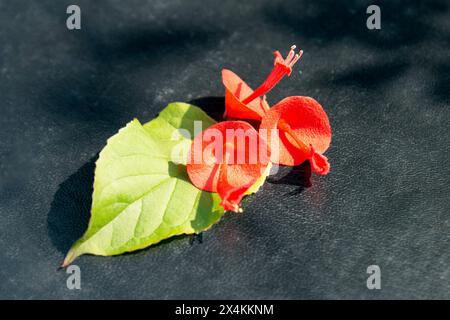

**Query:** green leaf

left=63, top=102, right=223, bottom=266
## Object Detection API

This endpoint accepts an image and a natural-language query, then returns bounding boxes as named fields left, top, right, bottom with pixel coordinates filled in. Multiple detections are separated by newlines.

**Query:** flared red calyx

left=260, top=96, right=331, bottom=175
left=187, top=121, right=270, bottom=213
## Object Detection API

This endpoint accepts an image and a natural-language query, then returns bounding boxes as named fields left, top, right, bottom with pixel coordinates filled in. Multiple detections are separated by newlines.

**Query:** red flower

left=260, top=96, right=331, bottom=175
left=187, top=121, right=270, bottom=212
left=222, top=45, right=303, bottom=120
left=188, top=46, right=332, bottom=213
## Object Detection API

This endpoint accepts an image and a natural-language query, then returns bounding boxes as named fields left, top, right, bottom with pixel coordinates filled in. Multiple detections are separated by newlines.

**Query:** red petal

left=222, top=69, right=269, bottom=121
left=187, top=121, right=270, bottom=212
left=217, top=164, right=255, bottom=213
left=260, top=96, right=331, bottom=167
left=309, top=145, right=330, bottom=175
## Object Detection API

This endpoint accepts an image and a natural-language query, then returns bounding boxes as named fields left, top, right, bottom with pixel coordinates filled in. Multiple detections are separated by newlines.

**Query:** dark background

left=0, top=0, right=449, bottom=299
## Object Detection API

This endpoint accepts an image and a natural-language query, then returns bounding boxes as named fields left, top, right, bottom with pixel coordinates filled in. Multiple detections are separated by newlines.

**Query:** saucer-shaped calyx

left=222, top=45, right=303, bottom=121
left=260, top=96, right=331, bottom=174
left=187, top=121, right=270, bottom=212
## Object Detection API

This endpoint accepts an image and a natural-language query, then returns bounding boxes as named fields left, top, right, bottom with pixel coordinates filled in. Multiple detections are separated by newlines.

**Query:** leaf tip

left=61, top=249, right=79, bottom=268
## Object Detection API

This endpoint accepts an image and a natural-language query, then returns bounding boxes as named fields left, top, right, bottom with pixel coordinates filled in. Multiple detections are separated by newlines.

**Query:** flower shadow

left=267, top=161, right=312, bottom=195
left=189, top=96, right=226, bottom=122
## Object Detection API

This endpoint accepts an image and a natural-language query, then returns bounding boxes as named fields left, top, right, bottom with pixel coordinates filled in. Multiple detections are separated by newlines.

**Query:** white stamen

left=284, top=45, right=303, bottom=66
left=289, top=50, right=303, bottom=67
left=286, top=48, right=295, bottom=64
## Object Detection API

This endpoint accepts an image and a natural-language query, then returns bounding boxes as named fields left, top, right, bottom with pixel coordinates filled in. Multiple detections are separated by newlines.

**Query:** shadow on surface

left=189, top=96, right=263, bottom=129
left=267, top=161, right=312, bottom=195
left=189, top=96, right=225, bottom=121
left=431, top=62, right=450, bottom=104
left=330, top=60, right=409, bottom=89
left=47, top=158, right=96, bottom=254
left=40, top=23, right=228, bottom=125
left=264, top=0, right=448, bottom=49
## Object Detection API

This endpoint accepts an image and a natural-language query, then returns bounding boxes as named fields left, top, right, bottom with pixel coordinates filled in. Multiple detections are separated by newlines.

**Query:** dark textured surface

left=0, top=0, right=449, bottom=299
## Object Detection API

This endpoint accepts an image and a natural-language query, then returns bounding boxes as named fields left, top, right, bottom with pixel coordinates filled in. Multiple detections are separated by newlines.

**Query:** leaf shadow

left=47, top=157, right=96, bottom=254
